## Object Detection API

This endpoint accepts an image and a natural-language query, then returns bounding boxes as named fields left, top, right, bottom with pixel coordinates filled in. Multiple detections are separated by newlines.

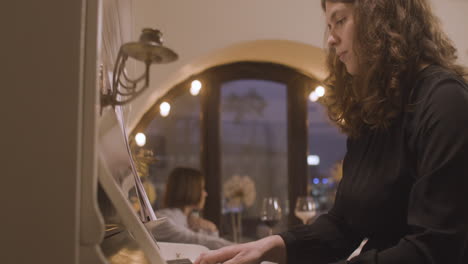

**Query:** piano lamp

left=100, top=28, right=178, bottom=109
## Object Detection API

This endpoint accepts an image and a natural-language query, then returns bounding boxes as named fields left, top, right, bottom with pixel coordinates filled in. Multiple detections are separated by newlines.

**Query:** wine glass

left=294, top=196, right=317, bottom=225
left=260, top=197, right=282, bottom=235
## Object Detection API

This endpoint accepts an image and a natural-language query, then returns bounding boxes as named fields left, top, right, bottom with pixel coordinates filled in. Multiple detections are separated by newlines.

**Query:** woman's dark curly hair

left=321, top=0, right=467, bottom=137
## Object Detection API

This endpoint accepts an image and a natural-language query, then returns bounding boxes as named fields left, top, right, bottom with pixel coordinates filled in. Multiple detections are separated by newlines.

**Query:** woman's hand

left=194, top=235, right=286, bottom=264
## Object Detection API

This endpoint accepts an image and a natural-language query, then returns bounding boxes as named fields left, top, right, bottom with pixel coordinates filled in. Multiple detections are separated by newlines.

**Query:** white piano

left=3, top=0, right=208, bottom=263
left=86, top=0, right=211, bottom=261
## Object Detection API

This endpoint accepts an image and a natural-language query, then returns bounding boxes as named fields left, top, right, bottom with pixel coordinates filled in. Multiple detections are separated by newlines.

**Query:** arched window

left=132, top=62, right=346, bottom=241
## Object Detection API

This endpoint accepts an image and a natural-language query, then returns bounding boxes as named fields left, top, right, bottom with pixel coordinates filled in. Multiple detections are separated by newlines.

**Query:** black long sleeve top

left=280, top=65, right=468, bottom=264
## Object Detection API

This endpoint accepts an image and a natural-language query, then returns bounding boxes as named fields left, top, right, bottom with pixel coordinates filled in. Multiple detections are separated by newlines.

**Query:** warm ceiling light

left=159, top=101, right=171, bottom=117
left=135, top=133, right=146, bottom=147
left=309, top=91, right=319, bottom=102
left=190, top=80, right=202, bottom=96
left=315, top=86, right=325, bottom=97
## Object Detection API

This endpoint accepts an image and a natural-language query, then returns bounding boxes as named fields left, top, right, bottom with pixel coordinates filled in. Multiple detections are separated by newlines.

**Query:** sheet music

left=115, top=104, right=157, bottom=222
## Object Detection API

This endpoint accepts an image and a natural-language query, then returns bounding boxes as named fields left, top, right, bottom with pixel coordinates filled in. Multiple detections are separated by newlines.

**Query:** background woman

left=153, top=167, right=233, bottom=249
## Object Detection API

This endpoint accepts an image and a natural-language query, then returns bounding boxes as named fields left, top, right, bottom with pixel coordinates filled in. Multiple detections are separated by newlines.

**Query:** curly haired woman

left=195, top=0, right=468, bottom=263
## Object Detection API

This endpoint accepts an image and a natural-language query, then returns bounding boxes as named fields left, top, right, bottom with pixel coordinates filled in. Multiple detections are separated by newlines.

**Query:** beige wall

left=126, top=0, right=468, bottom=129
left=128, top=0, right=326, bottom=128
left=431, top=0, right=468, bottom=66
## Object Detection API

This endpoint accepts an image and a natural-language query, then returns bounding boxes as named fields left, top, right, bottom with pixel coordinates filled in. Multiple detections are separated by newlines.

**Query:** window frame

left=133, top=61, right=321, bottom=227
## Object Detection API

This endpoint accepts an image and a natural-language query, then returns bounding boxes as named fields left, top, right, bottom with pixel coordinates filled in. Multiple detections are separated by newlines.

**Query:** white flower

left=223, top=174, right=256, bottom=209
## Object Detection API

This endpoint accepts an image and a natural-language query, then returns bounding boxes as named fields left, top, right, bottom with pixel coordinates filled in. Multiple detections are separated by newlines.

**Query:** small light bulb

left=315, top=86, right=325, bottom=97
left=307, top=155, right=320, bottom=166
left=309, top=91, right=319, bottom=102
left=190, top=80, right=202, bottom=96
left=160, top=101, right=171, bottom=117
left=135, top=133, right=146, bottom=147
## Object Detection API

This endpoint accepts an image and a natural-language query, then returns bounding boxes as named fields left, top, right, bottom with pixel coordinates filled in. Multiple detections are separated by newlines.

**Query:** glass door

left=219, top=79, right=288, bottom=241
left=306, top=91, right=346, bottom=216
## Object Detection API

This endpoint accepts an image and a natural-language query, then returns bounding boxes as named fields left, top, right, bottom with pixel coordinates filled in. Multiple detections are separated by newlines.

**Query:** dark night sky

left=221, top=79, right=347, bottom=177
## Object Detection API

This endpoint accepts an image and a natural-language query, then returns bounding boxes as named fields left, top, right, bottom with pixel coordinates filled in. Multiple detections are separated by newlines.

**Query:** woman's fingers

left=223, top=250, right=261, bottom=264
left=195, top=243, right=263, bottom=264
left=195, top=246, right=240, bottom=264
left=195, top=236, right=282, bottom=264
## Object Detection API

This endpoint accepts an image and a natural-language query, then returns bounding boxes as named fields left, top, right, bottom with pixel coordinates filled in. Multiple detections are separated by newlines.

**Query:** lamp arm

left=122, top=67, right=147, bottom=84
left=116, top=67, right=148, bottom=95
left=111, top=49, right=126, bottom=95
left=117, top=79, right=137, bottom=95
left=112, top=61, right=152, bottom=106
left=112, top=82, right=149, bottom=105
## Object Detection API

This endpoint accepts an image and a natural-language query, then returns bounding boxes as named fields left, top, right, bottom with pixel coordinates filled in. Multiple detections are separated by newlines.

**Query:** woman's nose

left=327, top=33, right=338, bottom=47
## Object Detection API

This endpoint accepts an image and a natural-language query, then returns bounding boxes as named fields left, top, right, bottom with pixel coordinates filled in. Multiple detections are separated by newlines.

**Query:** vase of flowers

left=223, top=174, right=256, bottom=242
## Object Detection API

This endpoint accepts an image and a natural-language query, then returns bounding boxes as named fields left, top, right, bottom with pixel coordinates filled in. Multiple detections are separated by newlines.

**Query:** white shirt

left=153, top=208, right=234, bottom=250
